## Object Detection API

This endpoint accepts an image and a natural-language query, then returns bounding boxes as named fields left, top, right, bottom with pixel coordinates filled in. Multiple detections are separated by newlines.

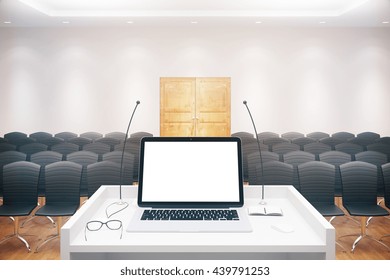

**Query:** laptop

left=126, top=136, right=252, bottom=232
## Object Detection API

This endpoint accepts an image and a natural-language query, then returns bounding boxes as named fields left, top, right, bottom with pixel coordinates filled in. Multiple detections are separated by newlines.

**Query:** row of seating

left=0, top=150, right=136, bottom=199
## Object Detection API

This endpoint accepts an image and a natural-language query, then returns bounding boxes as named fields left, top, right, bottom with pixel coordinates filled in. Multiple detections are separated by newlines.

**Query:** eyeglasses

left=84, top=220, right=123, bottom=241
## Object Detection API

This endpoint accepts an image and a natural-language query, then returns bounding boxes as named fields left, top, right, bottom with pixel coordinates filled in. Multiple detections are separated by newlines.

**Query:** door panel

left=160, top=77, right=230, bottom=136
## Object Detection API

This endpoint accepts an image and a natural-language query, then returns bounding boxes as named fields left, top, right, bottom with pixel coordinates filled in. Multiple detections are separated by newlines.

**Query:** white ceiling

left=0, top=0, right=389, bottom=27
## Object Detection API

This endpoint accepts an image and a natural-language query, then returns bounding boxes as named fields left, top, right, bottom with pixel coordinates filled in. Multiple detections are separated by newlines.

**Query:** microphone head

left=243, top=100, right=247, bottom=105
left=136, top=100, right=140, bottom=104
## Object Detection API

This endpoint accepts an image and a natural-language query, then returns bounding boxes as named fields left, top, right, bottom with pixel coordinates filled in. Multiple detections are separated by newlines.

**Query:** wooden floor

left=1, top=205, right=390, bottom=260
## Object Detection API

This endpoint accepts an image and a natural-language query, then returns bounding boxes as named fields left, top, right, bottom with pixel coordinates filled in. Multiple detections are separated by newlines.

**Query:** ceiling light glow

left=17, top=0, right=371, bottom=18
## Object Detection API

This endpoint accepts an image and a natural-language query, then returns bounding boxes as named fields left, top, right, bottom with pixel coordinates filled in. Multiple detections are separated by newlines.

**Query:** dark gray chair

left=102, top=151, right=134, bottom=186
left=105, top=132, right=126, bottom=141
left=357, top=132, right=380, bottom=142
left=0, top=161, right=40, bottom=252
left=231, top=131, right=254, bottom=139
left=66, top=151, right=98, bottom=197
left=95, top=137, right=121, bottom=151
left=0, top=151, right=27, bottom=198
left=253, top=161, right=294, bottom=186
left=130, top=131, right=153, bottom=139
left=19, top=143, right=48, bottom=161
left=303, top=142, right=331, bottom=160
left=271, top=142, right=300, bottom=160
left=298, top=161, right=344, bottom=217
left=263, top=137, right=289, bottom=149
left=67, top=137, right=93, bottom=150
left=87, top=161, right=122, bottom=198
left=306, top=132, right=329, bottom=141
left=367, top=143, right=390, bottom=162
left=281, top=132, right=304, bottom=141
left=257, top=132, right=279, bottom=141
left=335, top=143, right=364, bottom=160
left=29, top=132, right=52, bottom=141
left=355, top=151, right=387, bottom=197
left=55, top=132, right=78, bottom=141
left=0, top=143, right=17, bottom=153
left=247, top=151, right=280, bottom=185
left=82, top=142, right=111, bottom=160
left=241, top=141, right=269, bottom=182
left=332, top=132, right=355, bottom=142
left=80, top=132, right=103, bottom=141
left=339, top=161, right=390, bottom=252
left=4, top=131, right=28, bottom=142
left=319, top=151, right=351, bottom=197
left=291, top=137, right=316, bottom=150
left=34, top=161, right=82, bottom=252
left=376, top=137, right=390, bottom=145
left=319, top=137, right=344, bottom=150
left=283, top=151, right=315, bottom=191
left=380, top=163, right=390, bottom=242
left=115, top=142, right=141, bottom=181
left=51, top=142, right=79, bottom=160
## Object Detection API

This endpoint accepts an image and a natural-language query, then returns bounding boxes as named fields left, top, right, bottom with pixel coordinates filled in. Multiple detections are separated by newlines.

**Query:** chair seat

left=344, top=204, right=389, bottom=217
left=0, top=204, right=36, bottom=216
left=35, top=204, right=79, bottom=217
left=313, top=204, right=345, bottom=217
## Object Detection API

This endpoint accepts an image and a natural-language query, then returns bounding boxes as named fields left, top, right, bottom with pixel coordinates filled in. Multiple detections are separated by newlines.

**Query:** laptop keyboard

left=141, top=209, right=240, bottom=221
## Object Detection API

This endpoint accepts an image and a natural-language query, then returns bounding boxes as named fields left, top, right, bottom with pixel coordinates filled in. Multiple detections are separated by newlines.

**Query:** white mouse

left=271, top=223, right=294, bottom=233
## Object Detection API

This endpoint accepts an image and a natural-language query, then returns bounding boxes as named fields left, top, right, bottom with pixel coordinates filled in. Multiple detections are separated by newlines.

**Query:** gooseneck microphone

left=106, top=100, right=140, bottom=218
left=243, top=100, right=266, bottom=205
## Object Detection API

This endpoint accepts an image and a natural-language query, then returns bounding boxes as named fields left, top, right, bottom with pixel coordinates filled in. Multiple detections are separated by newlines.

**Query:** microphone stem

left=119, top=102, right=140, bottom=200
left=244, top=103, right=265, bottom=202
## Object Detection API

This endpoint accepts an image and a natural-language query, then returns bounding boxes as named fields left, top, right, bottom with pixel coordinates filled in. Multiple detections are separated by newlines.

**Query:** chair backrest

left=319, top=137, right=344, bottom=149
left=66, top=151, right=99, bottom=197
left=262, top=137, right=289, bottom=147
left=231, top=131, right=254, bottom=139
left=257, top=161, right=294, bottom=186
left=355, top=151, right=387, bottom=196
left=376, top=137, right=390, bottom=145
left=29, top=131, right=52, bottom=141
left=291, top=137, right=316, bottom=150
left=102, top=151, right=134, bottom=185
left=382, top=163, right=390, bottom=209
left=114, top=142, right=142, bottom=181
left=19, top=143, right=48, bottom=160
left=319, top=151, right=351, bottom=196
left=241, top=141, right=269, bottom=181
left=4, top=131, right=28, bottom=142
left=30, top=151, right=63, bottom=197
left=105, top=131, right=126, bottom=141
left=44, top=161, right=82, bottom=206
left=55, top=131, right=78, bottom=141
left=80, top=131, right=103, bottom=141
left=282, top=151, right=315, bottom=190
left=340, top=161, right=378, bottom=206
left=306, top=132, right=329, bottom=141
left=298, top=161, right=336, bottom=206
left=82, top=142, right=111, bottom=160
left=357, top=131, right=380, bottom=141
left=130, top=131, right=153, bottom=139
left=332, top=131, right=355, bottom=142
left=367, top=143, right=390, bottom=161
left=247, top=151, right=280, bottom=185
left=0, top=143, right=17, bottom=153
left=51, top=142, right=80, bottom=159
left=67, top=137, right=93, bottom=149
left=303, top=142, right=331, bottom=160
left=271, top=142, right=300, bottom=159
left=335, top=142, right=364, bottom=160
left=95, top=137, right=121, bottom=151
left=257, top=132, right=279, bottom=141
left=2, top=161, right=40, bottom=207
left=87, top=161, right=122, bottom=197
left=281, top=132, right=304, bottom=141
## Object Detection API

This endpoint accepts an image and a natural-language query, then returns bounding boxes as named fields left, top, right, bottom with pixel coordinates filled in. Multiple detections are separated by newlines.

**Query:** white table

left=61, top=185, right=335, bottom=260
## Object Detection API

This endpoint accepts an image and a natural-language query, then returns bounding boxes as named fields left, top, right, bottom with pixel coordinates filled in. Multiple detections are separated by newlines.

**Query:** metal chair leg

left=35, top=216, right=62, bottom=253
left=0, top=217, right=31, bottom=252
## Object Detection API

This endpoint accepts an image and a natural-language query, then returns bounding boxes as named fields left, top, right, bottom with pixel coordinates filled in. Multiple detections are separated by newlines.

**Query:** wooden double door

left=160, top=77, right=231, bottom=136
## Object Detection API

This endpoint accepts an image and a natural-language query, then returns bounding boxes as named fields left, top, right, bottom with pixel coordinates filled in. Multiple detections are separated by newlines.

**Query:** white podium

left=61, top=185, right=335, bottom=260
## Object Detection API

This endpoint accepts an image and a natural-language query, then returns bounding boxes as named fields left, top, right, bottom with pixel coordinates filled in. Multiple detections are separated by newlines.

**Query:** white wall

left=1, top=26, right=389, bottom=137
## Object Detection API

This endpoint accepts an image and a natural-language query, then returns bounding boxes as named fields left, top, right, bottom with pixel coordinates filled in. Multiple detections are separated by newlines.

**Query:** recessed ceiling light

left=62, top=21, right=70, bottom=24
left=255, top=21, right=262, bottom=24
left=127, top=21, right=133, bottom=24
left=383, top=21, right=389, bottom=24
left=191, top=21, right=198, bottom=24
left=319, top=21, right=326, bottom=24
left=4, top=21, right=11, bottom=24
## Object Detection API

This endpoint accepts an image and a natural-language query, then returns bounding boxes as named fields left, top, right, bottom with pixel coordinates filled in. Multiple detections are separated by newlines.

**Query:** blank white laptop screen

left=137, top=137, right=244, bottom=208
